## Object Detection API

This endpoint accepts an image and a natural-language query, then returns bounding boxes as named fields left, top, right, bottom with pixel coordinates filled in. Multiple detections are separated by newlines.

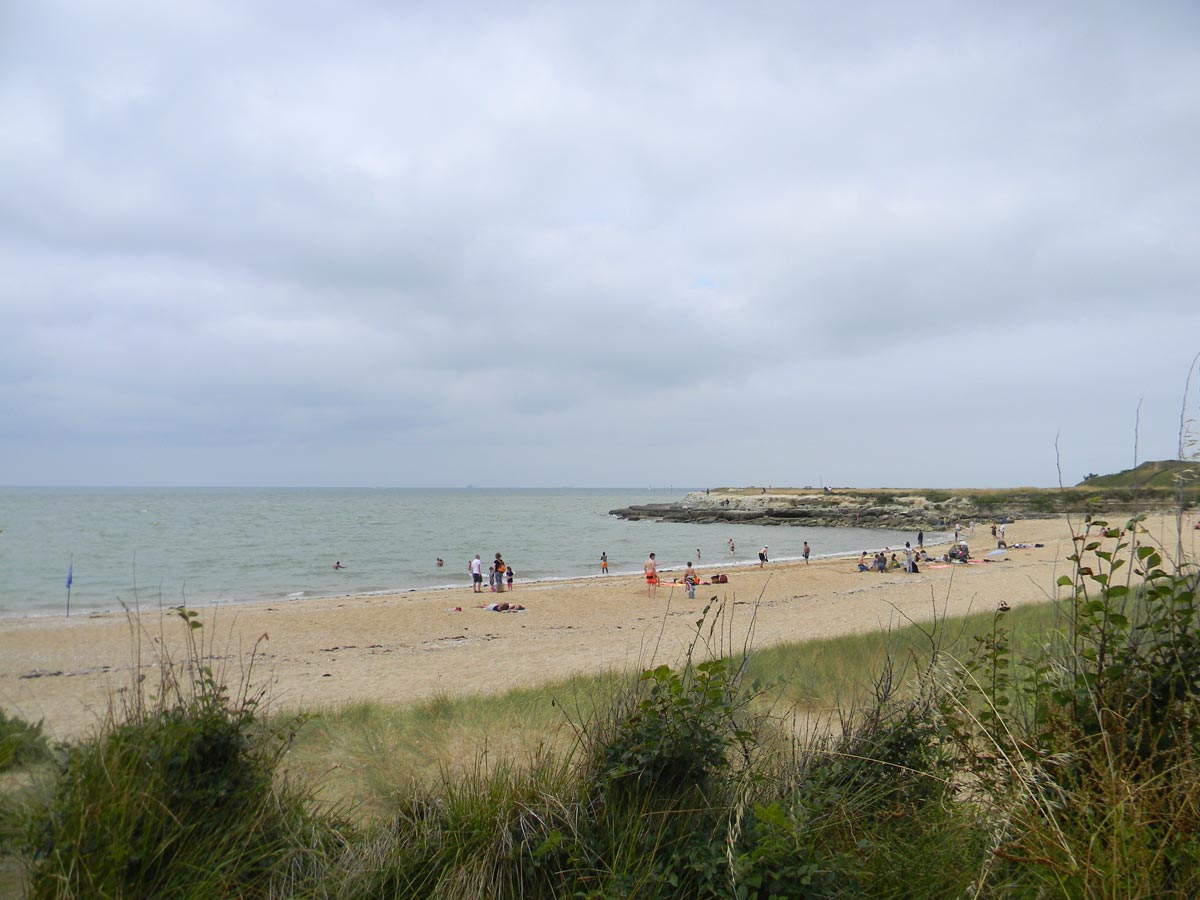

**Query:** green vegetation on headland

left=3, top=514, right=1199, bottom=898
left=610, top=463, right=1200, bottom=529
left=1080, top=458, right=1200, bottom=489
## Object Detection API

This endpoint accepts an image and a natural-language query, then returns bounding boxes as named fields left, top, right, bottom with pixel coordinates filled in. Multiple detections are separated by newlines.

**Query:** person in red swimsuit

left=644, top=553, right=658, bottom=597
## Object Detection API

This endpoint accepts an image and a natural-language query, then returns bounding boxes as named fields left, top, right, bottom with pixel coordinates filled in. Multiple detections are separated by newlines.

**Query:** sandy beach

left=2, top=513, right=1190, bottom=742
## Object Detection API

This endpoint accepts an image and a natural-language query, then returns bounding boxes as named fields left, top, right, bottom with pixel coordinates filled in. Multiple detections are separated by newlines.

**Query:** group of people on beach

left=851, top=523, right=1027, bottom=574
left=639, top=536, right=816, bottom=599
left=642, top=553, right=704, bottom=599
left=859, top=539, right=930, bottom=573
left=468, top=553, right=514, bottom=593
left=454, top=523, right=1022, bottom=602
left=350, top=522, right=1022, bottom=603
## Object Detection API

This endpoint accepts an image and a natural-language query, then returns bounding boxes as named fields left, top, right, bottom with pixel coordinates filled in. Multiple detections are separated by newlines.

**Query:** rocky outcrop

left=609, top=489, right=1068, bottom=530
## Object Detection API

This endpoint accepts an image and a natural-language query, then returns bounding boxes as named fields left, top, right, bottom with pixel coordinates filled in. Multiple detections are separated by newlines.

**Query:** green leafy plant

left=584, top=601, right=775, bottom=801
left=591, top=658, right=755, bottom=794
left=944, top=515, right=1200, bottom=897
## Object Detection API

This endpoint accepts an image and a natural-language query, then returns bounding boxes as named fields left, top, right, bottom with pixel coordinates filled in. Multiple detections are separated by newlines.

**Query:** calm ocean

left=0, top=487, right=920, bottom=618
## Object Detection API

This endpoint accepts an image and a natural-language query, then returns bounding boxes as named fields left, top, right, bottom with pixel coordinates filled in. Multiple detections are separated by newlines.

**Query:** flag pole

left=66, top=557, right=73, bottom=618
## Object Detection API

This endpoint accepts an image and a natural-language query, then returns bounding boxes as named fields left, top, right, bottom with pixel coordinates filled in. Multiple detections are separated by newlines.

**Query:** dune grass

left=276, top=596, right=1068, bottom=826
left=278, top=670, right=629, bottom=820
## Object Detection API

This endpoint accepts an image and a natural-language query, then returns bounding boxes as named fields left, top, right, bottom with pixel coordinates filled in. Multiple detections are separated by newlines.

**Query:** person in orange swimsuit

left=644, top=553, right=658, bottom=597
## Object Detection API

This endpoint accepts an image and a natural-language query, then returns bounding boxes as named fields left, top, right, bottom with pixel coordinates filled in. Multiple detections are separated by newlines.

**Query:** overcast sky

left=2, top=1, right=1198, bottom=489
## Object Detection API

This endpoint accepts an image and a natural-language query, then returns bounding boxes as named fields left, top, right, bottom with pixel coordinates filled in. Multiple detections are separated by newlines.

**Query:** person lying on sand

left=479, top=602, right=525, bottom=612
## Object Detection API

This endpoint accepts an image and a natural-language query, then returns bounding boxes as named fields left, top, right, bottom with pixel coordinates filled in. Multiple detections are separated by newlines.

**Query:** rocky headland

left=609, top=484, right=1188, bottom=530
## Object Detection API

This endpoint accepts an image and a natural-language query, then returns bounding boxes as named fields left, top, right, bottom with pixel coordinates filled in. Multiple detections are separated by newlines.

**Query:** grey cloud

left=2, top=1, right=1198, bottom=486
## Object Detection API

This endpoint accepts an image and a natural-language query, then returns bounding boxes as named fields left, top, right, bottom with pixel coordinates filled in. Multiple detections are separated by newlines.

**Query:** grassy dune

left=278, top=598, right=1068, bottom=825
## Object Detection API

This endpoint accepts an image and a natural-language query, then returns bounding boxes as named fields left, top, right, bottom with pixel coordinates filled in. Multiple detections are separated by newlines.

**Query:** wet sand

left=2, top=513, right=1190, bottom=742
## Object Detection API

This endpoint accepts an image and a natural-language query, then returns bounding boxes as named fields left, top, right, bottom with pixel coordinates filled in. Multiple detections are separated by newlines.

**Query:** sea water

left=0, top=487, right=925, bottom=618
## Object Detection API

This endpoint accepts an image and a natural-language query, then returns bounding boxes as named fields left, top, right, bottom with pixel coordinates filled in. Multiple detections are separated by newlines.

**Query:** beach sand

left=2, top=514, right=1189, bottom=742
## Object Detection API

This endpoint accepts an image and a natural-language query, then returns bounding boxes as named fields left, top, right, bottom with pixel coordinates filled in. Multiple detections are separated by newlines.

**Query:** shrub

left=584, top=602, right=775, bottom=803
left=589, top=659, right=754, bottom=796
left=23, top=608, right=328, bottom=900
left=944, top=517, right=1200, bottom=897
left=0, top=710, right=52, bottom=773
left=1028, top=492, right=1057, bottom=513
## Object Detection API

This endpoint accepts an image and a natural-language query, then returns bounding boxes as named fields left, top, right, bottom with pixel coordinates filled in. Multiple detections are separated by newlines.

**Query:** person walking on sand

left=644, top=553, right=659, bottom=597
left=803, top=542, right=811, bottom=564
left=758, top=546, right=768, bottom=568
left=601, top=551, right=608, bottom=574
left=469, top=554, right=483, bottom=592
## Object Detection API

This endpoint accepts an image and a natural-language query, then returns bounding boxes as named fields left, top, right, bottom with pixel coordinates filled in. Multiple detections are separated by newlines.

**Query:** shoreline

left=0, top=538, right=948, bottom=623
left=3, top=514, right=1190, bottom=744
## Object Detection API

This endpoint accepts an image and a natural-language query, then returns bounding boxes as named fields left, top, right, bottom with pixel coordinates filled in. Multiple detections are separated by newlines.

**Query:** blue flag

left=66, top=562, right=73, bottom=590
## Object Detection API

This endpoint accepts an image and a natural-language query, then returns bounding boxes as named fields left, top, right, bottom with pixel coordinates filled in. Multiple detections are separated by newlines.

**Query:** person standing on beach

left=601, top=552, right=608, bottom=574
left=758, top=546, right=768, bottom=568
left=644, top=553, right=659, bottom=597
left=469, top=554, right=483, bottom=592
left=683, top=562, right=697, bottom=598
left=803, top=542, right=811, bottom=564
left=917, top=530, right=924, bottom=550
left=904, top=542, right=914, bottom=573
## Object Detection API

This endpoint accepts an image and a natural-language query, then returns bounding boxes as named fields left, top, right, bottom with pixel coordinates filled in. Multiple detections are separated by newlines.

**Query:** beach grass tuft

left=0, top=711, right=53, bottom=775
left=18, top=608, right=338, bottom=900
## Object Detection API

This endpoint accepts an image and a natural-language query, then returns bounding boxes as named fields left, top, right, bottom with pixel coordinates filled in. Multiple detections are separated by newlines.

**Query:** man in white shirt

left=469, top=554, right=483, bottom=592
